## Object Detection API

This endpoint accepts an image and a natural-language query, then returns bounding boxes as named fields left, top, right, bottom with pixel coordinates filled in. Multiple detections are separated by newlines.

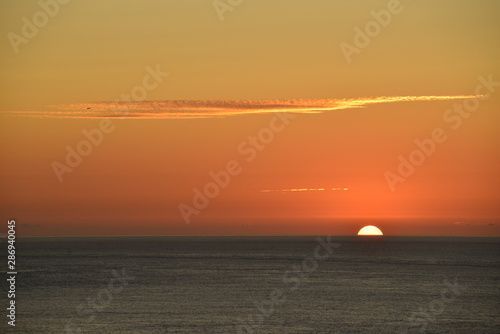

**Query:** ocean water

left=4, top=236, right=499, bottom=333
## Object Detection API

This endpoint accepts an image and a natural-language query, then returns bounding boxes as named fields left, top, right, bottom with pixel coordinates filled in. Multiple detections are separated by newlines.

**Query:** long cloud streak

left=1, top=95, right=481, bottom=119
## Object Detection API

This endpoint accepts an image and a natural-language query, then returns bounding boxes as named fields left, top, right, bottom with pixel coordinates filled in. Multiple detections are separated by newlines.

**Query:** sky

left=1, top=0, right=499, bottom=236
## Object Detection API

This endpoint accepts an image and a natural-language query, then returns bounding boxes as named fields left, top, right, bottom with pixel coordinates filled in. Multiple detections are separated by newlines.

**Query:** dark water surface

left=4, top=236, right=499, bottom=333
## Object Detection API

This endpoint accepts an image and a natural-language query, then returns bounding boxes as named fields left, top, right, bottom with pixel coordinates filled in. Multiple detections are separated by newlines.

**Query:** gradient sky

left=1, top=0, right=499, bottom=236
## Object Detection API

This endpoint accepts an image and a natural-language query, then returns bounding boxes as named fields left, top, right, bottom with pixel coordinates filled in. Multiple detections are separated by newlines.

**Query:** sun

left=357, top=225, right=383, bottom=236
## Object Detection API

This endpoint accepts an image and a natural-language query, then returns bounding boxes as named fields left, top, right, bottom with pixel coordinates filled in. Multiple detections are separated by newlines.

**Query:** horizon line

left=11, top=234, right=500, bottom=238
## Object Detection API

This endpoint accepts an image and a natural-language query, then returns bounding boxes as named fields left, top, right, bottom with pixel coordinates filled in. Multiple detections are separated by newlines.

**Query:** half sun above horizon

left=357, top=225, right=384, bottom=236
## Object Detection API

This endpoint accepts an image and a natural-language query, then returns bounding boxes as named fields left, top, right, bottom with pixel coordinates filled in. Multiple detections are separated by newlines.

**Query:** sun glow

left=357, top=225, right=383, bottom=236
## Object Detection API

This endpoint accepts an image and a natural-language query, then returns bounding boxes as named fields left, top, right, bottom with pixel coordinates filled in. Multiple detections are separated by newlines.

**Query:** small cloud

left=454, top=221, right=496, bottom=227
left=259, top=187, right=352, bottom=193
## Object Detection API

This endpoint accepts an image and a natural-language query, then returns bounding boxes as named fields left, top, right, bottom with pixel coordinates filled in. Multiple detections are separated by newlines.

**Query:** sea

left=3, top=236, right=499, bottom=333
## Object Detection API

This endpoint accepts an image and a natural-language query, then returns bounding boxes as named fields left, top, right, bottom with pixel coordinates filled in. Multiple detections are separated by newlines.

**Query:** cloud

left=453, top=221, right=470, bottom=226
left=453, top=221, right=496, bottom=227
left=0, top=95, right=480, bottom=120
left=259, top=187, right=352, bottom=193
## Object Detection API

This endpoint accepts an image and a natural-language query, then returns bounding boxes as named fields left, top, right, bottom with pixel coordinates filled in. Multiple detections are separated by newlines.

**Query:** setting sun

left=357, top=225, right=384, bottom=236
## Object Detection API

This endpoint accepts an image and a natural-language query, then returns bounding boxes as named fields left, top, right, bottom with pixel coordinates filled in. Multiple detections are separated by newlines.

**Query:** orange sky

left=1, top=1, right=499, bottom=236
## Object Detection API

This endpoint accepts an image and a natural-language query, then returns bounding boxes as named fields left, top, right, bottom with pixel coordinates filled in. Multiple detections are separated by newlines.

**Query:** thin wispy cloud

left=1, top=95, right=480, bottom=119
left=259, top=187, right=352, bottom=193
